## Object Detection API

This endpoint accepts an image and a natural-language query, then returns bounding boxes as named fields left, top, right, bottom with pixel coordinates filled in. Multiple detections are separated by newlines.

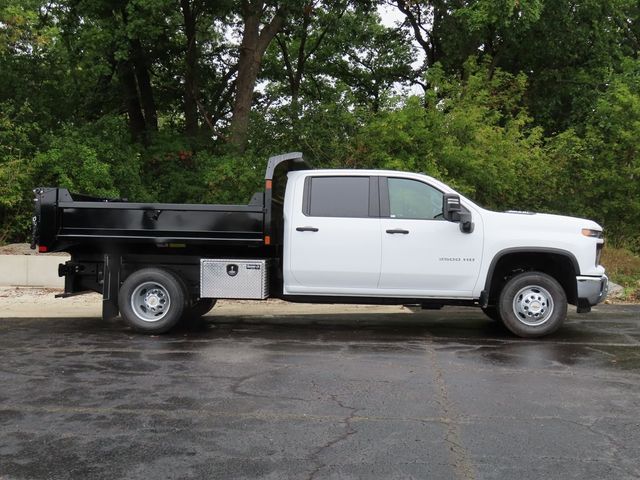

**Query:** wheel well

left=486, top=252, right=578, bottom=306
left=120, top=264, right=199, bottom=296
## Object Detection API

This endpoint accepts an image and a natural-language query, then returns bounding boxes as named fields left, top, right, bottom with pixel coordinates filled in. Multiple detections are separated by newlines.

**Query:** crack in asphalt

left=426, top=345, right=477, bottom=480
left=229, top=369, right=308, bottom=403
left=560, top=417, right=640, bottom=478
left=304, top=385, right=361, bottom=480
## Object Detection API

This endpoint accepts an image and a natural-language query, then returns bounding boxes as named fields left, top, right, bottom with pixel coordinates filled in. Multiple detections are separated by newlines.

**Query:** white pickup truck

left=33, top=152, right=608, bottom=337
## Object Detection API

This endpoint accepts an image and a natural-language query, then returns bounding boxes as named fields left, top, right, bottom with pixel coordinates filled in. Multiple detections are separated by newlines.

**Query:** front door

left=378, top=177, right=483, bottom=297
left=285, top=175, right=381, bottom=294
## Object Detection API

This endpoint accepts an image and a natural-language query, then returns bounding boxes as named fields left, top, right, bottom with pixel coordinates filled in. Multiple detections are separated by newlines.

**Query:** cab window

left=387, top=178, right=443, bottom=220
left=305, top=176, right=370, bottom=218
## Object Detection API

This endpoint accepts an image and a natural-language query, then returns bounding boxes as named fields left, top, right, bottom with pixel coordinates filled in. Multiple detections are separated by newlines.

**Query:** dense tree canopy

left=1, top=0, right=639, bottom=251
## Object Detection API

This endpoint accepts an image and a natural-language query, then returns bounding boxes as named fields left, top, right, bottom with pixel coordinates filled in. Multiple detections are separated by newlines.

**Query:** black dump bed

left=33, top=188, right=265, bottom=252
left=31, top=152, right=309, bottom=254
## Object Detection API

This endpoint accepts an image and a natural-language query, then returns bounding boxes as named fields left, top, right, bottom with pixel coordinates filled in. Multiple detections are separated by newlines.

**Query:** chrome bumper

left=576, top=274, right=609, bottom=306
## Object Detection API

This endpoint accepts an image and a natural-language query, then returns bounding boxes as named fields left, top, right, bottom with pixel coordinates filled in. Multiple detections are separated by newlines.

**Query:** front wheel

left=118, top=268, right=186, bottom=334
left=498, top=271, right=567, bottom=338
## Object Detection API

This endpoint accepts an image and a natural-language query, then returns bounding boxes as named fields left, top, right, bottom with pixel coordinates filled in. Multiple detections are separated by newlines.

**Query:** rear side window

left=306, top=176, right=370, bottom=217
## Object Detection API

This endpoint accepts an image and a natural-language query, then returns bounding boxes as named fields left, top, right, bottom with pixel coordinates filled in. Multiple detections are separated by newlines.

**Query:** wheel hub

left=144, top=291, right=163, bottom=310
left=131, top=282, right=171, bottom=322
left=512, top=285, right=554, bottom=327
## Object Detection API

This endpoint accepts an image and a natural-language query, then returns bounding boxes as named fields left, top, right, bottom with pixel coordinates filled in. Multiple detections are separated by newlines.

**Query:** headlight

left=581, top=228, right=603, bottom=239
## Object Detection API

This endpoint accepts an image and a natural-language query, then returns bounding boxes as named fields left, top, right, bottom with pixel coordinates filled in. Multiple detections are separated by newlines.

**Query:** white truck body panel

left=283, top=169, right=605, bottom=300
left=378, top=216, right=483, bottom=295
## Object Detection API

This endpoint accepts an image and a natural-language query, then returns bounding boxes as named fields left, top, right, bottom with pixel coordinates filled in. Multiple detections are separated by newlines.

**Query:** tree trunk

left=229, top=1, right=286, bottom=152
left=181, top=0, right=199, bottom=136
left=131, top=38, right=158, bottom=132
left=118, top=58, right=147, bottom=142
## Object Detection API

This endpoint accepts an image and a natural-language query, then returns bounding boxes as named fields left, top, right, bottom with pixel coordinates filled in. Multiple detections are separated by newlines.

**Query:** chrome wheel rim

left=130, top=282, right=171, bottom=322
left=512, top=285, right=554, bottom=326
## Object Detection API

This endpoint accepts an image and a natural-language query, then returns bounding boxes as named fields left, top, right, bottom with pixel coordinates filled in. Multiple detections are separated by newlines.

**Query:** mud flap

left=102, top=254, right=121, bottom=320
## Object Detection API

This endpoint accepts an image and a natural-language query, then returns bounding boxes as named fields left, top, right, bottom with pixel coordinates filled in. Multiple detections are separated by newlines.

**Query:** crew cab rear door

left=378, top=176, right=483, bottom=296
left=284, top=175, right=381, bottom=294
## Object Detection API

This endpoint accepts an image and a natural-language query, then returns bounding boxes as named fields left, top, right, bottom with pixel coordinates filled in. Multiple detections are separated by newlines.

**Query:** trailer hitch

left=58, top=262, right=84, bottom=277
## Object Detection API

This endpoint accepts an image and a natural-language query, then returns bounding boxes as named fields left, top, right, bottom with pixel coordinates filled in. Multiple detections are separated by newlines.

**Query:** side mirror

left=442, top=193, right=461, bottom=222
left=442, top=193, right=474, bottom=233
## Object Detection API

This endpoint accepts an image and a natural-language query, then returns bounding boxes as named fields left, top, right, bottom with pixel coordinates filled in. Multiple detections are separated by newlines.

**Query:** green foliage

left=1, top=0, right=640, bottom=256
left=200, top=151, right=265, bottom=205
left=31, top=117, right=144, bottom=198
left=352, top=60, right=553, bottom=211
left=350, top=97, right=444, bottom=175
left=0, top=114, right=148, bottom=241
left=0, top=101, right=41, bottom=242
left=547, top=59, right=640, bottom=250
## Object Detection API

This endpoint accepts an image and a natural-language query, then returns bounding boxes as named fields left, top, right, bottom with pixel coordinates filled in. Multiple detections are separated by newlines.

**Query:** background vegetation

left=1, top=0, right=639, bottom=292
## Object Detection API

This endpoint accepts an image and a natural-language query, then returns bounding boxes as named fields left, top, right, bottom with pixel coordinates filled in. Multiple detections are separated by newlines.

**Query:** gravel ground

left=0, top=243, right=68, bottom=256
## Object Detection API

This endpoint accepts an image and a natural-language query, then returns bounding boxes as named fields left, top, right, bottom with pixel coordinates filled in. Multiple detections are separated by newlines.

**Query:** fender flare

left=481, top=247, right=580, bottom=307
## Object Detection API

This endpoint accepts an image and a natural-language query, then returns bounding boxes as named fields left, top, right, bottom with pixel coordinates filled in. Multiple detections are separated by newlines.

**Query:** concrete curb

left=0, top=254, right=70, bottom=288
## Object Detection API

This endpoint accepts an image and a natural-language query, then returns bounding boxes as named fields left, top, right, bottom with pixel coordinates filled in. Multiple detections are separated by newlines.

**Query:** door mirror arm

left=459, top=211, right=474, bottom=233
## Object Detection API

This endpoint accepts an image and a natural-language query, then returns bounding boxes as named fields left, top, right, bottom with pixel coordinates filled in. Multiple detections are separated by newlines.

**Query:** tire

left=118, top=268, right=186, bottom=334
left=481, top=306, right=502, bottom=323
left=187, top=298, right=217, bottom=318
left=497, top=271, right=567, bottom=338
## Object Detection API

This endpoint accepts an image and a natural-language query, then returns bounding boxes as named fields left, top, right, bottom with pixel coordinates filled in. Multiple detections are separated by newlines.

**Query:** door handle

left=386, top=229, right=409, bottom=234
left=296, top=226, right=319, bottom=232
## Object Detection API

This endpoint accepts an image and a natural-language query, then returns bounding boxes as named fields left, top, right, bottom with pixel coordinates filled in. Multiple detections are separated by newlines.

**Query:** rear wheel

left=498, top=271, right=567, bottom=338
left=118, top=268, right=186, bottom=334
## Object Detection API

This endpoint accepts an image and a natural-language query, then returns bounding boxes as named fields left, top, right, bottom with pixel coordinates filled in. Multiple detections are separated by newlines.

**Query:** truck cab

left=279, top=168, right=607, bottom=337
left=283, top=170, right=484, bottom=298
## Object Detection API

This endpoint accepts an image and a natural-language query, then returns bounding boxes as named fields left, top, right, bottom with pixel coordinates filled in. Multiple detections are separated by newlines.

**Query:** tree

left=228, top=0, right=288, bottom=151
left=322, top=11, right=415, bottom=112
left=178, top=0, right=234, bottom=136
left=271, top=0, right=348, bottom=120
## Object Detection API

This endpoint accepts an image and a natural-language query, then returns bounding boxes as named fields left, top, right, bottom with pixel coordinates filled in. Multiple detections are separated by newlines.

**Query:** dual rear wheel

left=118, top=268, right=216, bottom=334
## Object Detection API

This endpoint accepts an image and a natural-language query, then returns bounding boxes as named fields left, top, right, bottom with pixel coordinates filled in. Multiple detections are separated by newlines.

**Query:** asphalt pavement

left=1, top=305, right=639, bottom=480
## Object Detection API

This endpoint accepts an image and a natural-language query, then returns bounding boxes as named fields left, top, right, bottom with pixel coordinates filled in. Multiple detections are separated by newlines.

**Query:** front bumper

left=576, top=274, right=608, bottom=310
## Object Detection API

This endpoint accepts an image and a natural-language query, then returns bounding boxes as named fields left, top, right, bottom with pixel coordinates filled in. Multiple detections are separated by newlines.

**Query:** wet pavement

left=1, top=305, right=639, bottom=480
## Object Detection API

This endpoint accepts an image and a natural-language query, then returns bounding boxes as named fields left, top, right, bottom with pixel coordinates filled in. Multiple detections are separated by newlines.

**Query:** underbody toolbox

left=200, top=259, right=270, bottom=299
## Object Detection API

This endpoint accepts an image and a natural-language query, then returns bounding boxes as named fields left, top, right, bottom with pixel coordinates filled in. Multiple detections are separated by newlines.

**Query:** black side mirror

left=442, top=193, right=474, bottom=233
left=443, top=193, right=461, bottom=222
